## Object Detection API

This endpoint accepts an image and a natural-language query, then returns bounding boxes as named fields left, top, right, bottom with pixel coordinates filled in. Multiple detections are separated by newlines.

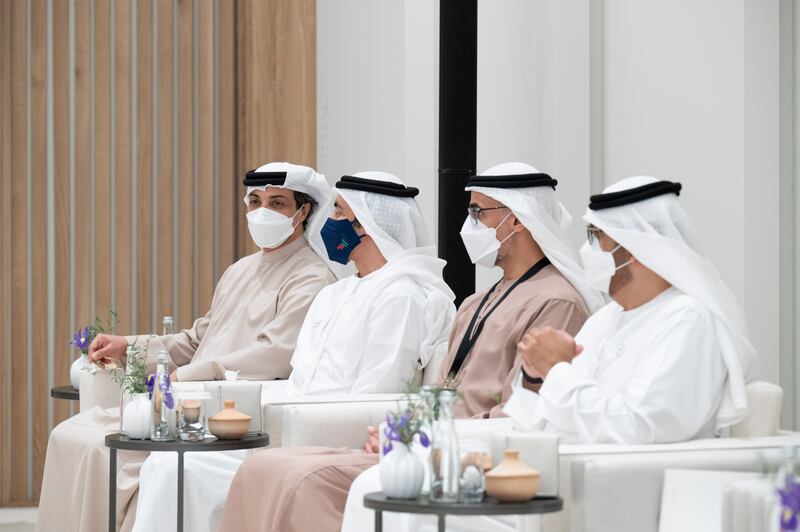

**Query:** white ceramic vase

left=69, top=354, right=90, bottom=389
left=380, top=443, right=424, bottom=499
left=122, top=393, right=152, bottom=439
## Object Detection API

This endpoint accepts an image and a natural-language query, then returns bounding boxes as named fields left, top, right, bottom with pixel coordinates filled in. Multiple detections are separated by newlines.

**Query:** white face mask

left=246, top=207, right=302, bottom=249
left=579, top=241, right=633, bottom=293
left=459, top=211, right=516, bottom=268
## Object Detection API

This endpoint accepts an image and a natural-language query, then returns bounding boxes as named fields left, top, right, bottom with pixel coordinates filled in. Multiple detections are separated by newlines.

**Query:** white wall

left=316, top=0, right=439, bottom=232
left=318, top=0, right=795, bottom=425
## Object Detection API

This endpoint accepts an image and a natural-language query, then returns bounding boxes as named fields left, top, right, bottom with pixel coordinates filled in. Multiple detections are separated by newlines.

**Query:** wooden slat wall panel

left=1, top=0, right=12, bottom=507
left=136, top=0, right=154, bottom=334
left=156, top=0, right=174, bottom=327
left=9, top=0, right=29, bottom=504
left=52, top=0, right=71, bottom=427
left=73, top=0, right=92, bottom=412
left=236, top=0, right=317, bottom=258
left=197, top=0, right=214, bottom=313
left=94, top=0, right=111, bottom=318
left=114, top=0, right=132, bottom=334
left=216, top=0, right=236, bottom=278
left=0, top=0, right=316, bottom=505
left=176, top=0, right=193, bottom=329
left=29, top=0, right=47, bottom=499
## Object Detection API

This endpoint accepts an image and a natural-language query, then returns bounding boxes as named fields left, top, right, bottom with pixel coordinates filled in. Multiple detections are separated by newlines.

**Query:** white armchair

left=337, top=381, right=796, bottom=532
left=257, top=342, right=448, bottom=447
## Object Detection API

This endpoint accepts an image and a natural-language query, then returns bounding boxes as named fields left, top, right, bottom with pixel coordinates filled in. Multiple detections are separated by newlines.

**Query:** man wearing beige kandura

left=36, top=162, right=337, bottom=532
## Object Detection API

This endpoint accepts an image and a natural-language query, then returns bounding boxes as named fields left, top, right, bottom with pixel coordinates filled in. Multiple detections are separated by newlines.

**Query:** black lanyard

left=446, top=256, right=551, bottom=379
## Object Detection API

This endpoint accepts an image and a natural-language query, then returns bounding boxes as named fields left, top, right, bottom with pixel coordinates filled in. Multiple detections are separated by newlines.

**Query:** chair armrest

left=271, top=398, right=409, bottom=448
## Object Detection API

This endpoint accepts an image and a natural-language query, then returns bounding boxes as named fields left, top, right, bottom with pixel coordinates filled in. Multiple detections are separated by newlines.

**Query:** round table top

left=105, top=432, right=269, bottom=452
left=50, top=385, right=79, bottom=401
left=363, top=492, right=563, bottom=516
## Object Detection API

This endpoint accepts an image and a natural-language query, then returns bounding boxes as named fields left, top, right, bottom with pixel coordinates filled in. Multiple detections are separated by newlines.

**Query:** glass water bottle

left=419, top=385, right=437, bottom=495
left=119, top=344, right=142, bottom=434
left=151, top=351, right=176, bottom=441
left=162, top=315, right=175, bottom=336
left=430, top=389, right=460, bottom=502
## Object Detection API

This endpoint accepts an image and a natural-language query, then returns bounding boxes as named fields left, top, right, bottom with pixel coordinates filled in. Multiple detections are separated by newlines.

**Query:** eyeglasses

left=586, top=226, right=603, bottom=245
left=467, top=205, right=509, bottom=224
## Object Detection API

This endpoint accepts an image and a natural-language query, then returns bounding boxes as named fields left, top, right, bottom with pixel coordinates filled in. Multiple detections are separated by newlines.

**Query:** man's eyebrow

left=262, top=191, right=289, bottom=200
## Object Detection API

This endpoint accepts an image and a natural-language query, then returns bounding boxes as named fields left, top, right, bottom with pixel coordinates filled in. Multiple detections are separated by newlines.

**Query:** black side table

left=50, top=385, right=79, bottom=401
left=363, top=491, right=563, bottom=532
left=105, top=432, right=269, bottom=532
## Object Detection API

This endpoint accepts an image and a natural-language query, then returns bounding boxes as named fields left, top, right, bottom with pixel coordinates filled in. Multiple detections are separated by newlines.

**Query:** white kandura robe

left=133, top=254, right=456, bottom=532
left=37, top=237, right=334, bottom=532
left=340, top=287, right=730, bottom=532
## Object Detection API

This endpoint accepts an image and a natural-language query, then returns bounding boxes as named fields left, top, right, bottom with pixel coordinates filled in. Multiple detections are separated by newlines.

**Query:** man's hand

left=518, top=327, right=583, bottom=379
left=362, top=426, right=380, bottom=454
left=88, top=334, right=129, bottom=366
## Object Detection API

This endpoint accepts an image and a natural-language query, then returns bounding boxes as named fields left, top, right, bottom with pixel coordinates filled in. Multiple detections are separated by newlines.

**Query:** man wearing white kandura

left=134, top=171, right=457, bottom=532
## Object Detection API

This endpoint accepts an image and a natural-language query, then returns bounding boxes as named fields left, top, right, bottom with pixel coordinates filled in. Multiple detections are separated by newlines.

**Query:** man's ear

left=299, top=203, right=311, bottom=223
left=512, top=214, right=525, bottom=232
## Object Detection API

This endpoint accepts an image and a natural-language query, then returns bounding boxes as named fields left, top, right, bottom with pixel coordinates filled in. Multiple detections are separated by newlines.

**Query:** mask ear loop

left=610, top=244, right=634, bottom=272
left=289, top=205, right=306, bottom=229
left=494, top=209, right=517, bottom=246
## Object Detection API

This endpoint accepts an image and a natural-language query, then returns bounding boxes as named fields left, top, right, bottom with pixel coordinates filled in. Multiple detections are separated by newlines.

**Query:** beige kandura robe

left=219, top=263, right=589, bottom=532
left=37, top=237, right=334, bottom=532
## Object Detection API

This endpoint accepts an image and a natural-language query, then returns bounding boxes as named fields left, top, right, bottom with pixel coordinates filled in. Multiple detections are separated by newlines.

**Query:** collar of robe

left=466, top=173, right=558, bottom=190
left=243, top=170, right=287, bottom=187
left=589, top=181, right=682, bottom=210
left=334, top=175, right=420, bottom=198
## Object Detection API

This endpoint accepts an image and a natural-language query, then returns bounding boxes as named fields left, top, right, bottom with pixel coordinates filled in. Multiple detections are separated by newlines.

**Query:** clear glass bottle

left=162, top=316, right=175, bottom=336
left=418, top=385, right=437, bottom=495
left=119, top=344, right=142, bottom=435
left=430, top=389, right=459, bottom=502
left=151, top=350, right=176, bottom=441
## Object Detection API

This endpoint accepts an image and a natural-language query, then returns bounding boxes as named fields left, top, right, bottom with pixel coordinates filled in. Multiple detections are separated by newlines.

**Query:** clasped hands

left=518, top=326, right=583, bottom=381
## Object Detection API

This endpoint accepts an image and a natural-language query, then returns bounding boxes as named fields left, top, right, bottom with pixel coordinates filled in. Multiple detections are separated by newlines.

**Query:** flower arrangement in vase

left=379, top=400, right=431, bottom=499
left=113, top=338, right=152, bottom=439
left=68, top=310, right=119, bottom=388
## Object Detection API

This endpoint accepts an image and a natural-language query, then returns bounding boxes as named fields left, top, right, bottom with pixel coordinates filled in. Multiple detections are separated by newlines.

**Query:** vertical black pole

left=439, top=0, right=477, bottom=307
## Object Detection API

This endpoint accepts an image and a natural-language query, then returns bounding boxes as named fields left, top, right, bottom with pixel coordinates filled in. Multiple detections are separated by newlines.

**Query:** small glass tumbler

left=459, top=439, right=490, bottom=503
left=178, top=393, right=208, bottom=442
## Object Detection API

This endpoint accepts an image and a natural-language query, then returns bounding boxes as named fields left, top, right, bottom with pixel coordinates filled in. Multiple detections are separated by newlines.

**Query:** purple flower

left=782, top=508, right=798, bottom=531
left=383, top=440, right=393, bottom=455
left=778, top=473, right=800, bottom=531
left=419, top=430, right=430, bottom=448
left=70, top=326, right=92, bottom=351
left=147, top=374, right=155, bottom=399
left=159, top=373, right=174, bottom=409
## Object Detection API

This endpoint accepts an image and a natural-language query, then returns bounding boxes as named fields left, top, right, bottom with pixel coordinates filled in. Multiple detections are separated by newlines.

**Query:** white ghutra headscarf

left=584, top=175, right=758, bottom=429
left=466, top=162, right=605, bottom=313
left=335, top=171, right=456, bottom=367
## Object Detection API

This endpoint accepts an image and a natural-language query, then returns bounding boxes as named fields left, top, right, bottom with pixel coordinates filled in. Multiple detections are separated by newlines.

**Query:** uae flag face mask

left=320, top=217, right=364, bottom=265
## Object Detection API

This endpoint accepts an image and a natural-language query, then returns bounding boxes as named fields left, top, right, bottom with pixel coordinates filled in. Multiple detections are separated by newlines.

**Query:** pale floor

left=0, top=508, right=36, bottom=532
